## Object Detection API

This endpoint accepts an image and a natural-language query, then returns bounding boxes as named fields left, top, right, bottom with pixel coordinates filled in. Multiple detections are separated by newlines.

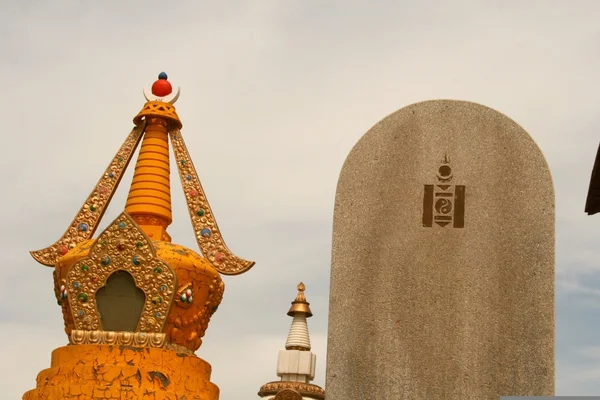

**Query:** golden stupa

left=24, top=72, right=254, bottom=399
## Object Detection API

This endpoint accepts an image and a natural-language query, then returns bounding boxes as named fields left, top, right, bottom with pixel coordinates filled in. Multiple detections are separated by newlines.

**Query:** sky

left=0, top=0, right=599, bottom=398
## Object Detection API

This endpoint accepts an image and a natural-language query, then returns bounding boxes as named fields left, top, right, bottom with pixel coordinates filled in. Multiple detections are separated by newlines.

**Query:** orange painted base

left=23, top=344, right=219, bottom=400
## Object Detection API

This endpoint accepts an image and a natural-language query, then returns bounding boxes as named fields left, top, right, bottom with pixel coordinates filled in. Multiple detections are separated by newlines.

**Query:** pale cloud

left=1, top=1, right=599, bottom=399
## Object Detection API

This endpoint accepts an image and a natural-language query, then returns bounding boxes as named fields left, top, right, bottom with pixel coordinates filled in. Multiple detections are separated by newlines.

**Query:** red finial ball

left=151, top=72, right=172, bottom=97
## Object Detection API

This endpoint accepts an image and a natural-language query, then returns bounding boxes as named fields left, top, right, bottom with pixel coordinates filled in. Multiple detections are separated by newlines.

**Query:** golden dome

left=55, top=218, right=224, bottom=353
left=287, top=282, right=313, bottom=318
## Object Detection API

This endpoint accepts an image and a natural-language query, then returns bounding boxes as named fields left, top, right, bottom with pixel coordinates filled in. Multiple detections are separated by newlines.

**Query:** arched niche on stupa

left=96, top=270, right=146, bottom=332
left=64, top=212, right=178, bottom=333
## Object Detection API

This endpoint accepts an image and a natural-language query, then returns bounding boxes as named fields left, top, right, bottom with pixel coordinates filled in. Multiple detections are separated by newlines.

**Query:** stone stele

left=326, top=100, right=554, bottom=400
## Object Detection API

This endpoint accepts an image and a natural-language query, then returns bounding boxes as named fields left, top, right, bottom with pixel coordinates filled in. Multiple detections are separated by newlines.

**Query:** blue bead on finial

left=158, top=72, right=168, bottom=80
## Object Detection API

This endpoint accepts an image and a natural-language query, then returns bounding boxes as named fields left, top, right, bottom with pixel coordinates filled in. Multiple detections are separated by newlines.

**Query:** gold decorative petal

left=120, top=331, right=133, bottom=346
left=69, top=330, right=167, bottom=349
left=30, top=122, right=147, bottom=267
left=66, top=212, right=177, bottom=333
left=134, top=332, right=150, bottom=347
left=169, top=128, right=255, bottom=275
left=70, top=330, right=85, bottom=344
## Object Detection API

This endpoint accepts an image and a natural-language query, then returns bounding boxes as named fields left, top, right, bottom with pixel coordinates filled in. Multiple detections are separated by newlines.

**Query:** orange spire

left=124, top=117, right=173, bottom=241
left=125, top=72, right=182, bottom=242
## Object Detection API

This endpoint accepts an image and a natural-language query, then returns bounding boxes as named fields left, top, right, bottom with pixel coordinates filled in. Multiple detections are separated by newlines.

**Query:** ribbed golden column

left=125, top=118, right=173, bottom=242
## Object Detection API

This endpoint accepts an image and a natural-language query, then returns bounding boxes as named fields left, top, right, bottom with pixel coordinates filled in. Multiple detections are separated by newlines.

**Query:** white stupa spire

left=257, top=283, right=325, bottom=400
left=285, top=283, right=312, bottom=351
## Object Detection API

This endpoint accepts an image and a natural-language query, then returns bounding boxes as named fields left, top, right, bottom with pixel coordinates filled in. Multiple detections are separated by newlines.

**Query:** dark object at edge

left=585, top=142, right=600, bottom=215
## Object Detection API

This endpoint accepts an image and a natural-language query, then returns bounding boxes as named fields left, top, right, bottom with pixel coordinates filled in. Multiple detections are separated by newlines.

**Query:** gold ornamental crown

left=30, top=72, right=254, bottom=353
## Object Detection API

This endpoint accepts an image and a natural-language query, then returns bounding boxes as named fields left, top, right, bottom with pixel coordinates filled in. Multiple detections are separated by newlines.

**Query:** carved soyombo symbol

left=423, top=155, right=465, bottom=228
left=65, top=213, right=177, bottom=332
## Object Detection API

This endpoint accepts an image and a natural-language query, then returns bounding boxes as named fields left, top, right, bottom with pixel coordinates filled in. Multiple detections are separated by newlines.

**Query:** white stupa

left=257, top=283, right=325, bottom=400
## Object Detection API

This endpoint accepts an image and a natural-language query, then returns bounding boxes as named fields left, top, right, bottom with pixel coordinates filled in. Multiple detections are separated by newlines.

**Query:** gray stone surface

left=325, top=100, right=554, bottom=400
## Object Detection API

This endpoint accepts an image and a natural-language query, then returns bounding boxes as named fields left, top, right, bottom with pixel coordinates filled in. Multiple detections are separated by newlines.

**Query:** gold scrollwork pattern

left=169, top=128, right=255, bottom=275
left=65, top=212, right=177, bottom=332
left=258, top=382, right=325, bottom=400
left=273, top=389, right=303, bottom=400
left=131, top=215, right=169, bottom=227
left=30, top=122, right=147, bottom=267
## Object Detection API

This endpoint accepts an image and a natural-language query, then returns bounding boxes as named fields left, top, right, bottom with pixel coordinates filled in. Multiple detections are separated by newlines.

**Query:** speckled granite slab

left=326, top=100, right=555, bottom=400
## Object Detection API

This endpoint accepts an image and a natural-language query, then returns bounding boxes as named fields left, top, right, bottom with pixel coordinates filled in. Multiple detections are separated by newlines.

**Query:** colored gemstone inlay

left=59, top=246, right=68, bottom=256
left=180, top=288, right=194, bottom=304
left=101, top=256, right=111, bottom=266
left=152, top=72, right=172, bottom=96
left=201, top=228, right=211, bottom=238
left=80, top=264, right=89, bottom=272
left=77, top=293, right=88, bottom=303
left=117, top=243, right=125, bottom=251
left=118, top=222, right=126, bottom=229
left=78, top=223, right=88, bottom=232
left=59, top=285, right=68, bottom=300
left=196, top=209, right=205, bottom=217
left=132, top=256, right=141, bottom=266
